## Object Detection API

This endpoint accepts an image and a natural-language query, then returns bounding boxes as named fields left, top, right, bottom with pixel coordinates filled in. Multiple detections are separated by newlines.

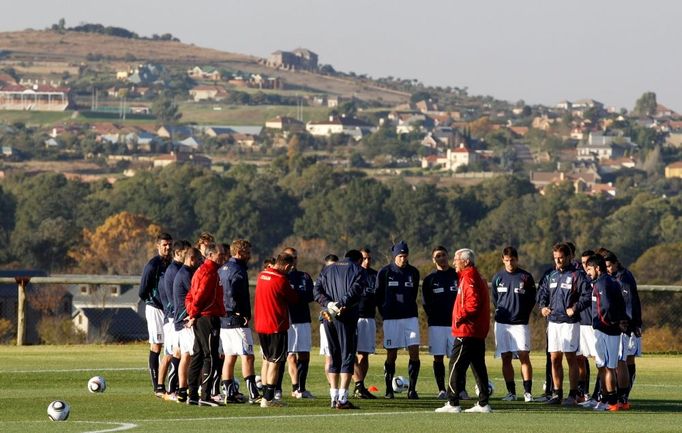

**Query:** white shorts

left=163, top=321, right=177, bottom=355
left=288, top=323, right=312, bottom=353
left=428, top=326, right=454, bottom=356
left=319, top=323, right=330, bottom=356
left=619, top=333, right=642, bottom=360
left=547, top=322, right=580, bottom=353
left=494, top=322, right=530, bottom=357
left=578, top=325, right=597, bottom=357
left=178, top=327, right=195, bottom=355
left=145, top=305, right=165, bottom=344
left=383, top=317, right=420, bottom=349
left=357, top=318, right=376, bottom=354
left=594, top=330, right=621, bottom=369
left=220, top=327, right=255, bottom=355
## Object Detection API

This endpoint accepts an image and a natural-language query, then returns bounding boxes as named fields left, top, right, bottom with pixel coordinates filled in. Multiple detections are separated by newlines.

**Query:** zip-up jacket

left=162, top=260, right=183, bottom=319
left=172, top=264, right=195, bottom=331
left=218, top=257, right=251, bottom=328
left=314, top=258, right=366, bottom=324
left=375, top=262, right=420, bottom=320
left=591, top=273, right=627, bottom=336
left=254, top=268, right=299, bottom=334
left=422, top=267, right=458, bottom=327
left=612, top=267, right=641, bottom=331
left=537, top=263, right=591, bottom=324
left=287, top=269, right=314, bottom=324
left=139, top=255, right=169, bottom=309
left=185, top=259, right=225, bottom=319
left=577, top=268, right=593, bottom=325
left=452, top=265, right=490, bottom=339
left=358, top=267, right=378, bottom=319
left=492, top=267, right=536, bottom=325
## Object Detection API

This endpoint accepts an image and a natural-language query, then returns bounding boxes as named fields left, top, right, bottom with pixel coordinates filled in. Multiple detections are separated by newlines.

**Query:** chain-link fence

left=1, top=276, right=680, bottom=352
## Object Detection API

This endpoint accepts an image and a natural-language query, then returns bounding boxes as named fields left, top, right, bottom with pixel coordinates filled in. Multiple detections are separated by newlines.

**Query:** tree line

left=0, top=159, right=681, bottom=285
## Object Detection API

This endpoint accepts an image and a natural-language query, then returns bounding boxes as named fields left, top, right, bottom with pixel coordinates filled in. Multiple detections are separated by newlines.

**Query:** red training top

left=185, top=259, right=226, bottom=318
left=254, top=268, right=299, bottom=334
left=452, top=265, right=490, bottom=339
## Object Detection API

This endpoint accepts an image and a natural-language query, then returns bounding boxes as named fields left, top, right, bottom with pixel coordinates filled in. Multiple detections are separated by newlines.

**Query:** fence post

left=15, top=277, right=30, bottom=346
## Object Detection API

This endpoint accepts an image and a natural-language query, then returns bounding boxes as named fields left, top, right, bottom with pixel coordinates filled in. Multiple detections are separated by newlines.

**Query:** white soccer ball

left=392, top=375, right=409, bottom=393
left=87, top=376, right=107, bottom=393
left=255, top=375, right=263, bottom=390
left=474, top=380, right=495, bottom=397
left=47, top=400, right=70, bottom=421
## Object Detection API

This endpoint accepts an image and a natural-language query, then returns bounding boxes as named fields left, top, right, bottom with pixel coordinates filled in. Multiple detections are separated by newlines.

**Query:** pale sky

left=2, top=0, right=681, bottom=111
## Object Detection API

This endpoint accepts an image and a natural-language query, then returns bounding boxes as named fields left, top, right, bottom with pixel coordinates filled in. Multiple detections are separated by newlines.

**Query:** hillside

left=0, top=29, right=409, bottom=104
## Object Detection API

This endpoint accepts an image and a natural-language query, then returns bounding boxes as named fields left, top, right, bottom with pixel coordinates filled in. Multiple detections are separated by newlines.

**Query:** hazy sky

left=3, top=0, right=681, bottom=111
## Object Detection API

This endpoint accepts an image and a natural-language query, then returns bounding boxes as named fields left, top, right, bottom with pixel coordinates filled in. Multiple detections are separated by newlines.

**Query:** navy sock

left=433, top=360, right=445, bottom=391
left=297, top=358, right=310, bottom=392
left=149, top=350, right=160, bottom=391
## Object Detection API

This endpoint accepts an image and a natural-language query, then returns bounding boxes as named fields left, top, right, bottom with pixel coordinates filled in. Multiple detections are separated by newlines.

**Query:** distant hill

left=0, top=29, right=409, bottom=105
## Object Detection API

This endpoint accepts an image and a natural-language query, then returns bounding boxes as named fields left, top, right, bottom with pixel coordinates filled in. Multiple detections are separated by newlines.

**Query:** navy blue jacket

left=537, top=263, right=591, bottom=324
left=161, top=260, right=183, bottom=319
left=139, top=255, right=170, bottom=309
left=591, top=273, right=627, bottom=336
left=491, top=267, right=536, bottom=325
left=375, top=262, right=420, bottom=320
left=219, top=257, right=251, bottom=328
left=358, top=267, right=378, bottom=319
left=612, top=267, right=641, bottom=331
left=576, top=268, right=593, bottom=326
left=422, top=267, right=458, bottom=327
left=287, top=269, right=314, bottom=324
left=172, top=264, right=195, bottom=331
left=314, top=258, right=366, bottom=324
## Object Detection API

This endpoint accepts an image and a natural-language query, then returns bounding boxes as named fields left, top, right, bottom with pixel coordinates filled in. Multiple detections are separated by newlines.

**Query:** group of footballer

left=138, top=232, right=641, bottom=413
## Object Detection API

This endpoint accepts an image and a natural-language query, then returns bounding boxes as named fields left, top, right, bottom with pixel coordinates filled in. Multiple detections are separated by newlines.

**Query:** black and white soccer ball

left=474, top=380, right=495, bottom=397
left=87, top=375, right=107, bottom=393
left=392, top=375, right=409, bottom=393
left=47, top=400, right=70, bottom=421
left=255, top=375, right=263, bottom=390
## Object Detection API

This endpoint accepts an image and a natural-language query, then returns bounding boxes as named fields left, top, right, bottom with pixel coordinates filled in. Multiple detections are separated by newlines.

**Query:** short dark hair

left=553, top=243, right=571, bottom=257
left=432, top=246, right=448, bottom=256
left=586, top=254, right=607, bottom=273
left=263, top=257, right=276, bottom=269
left=276, top=252, right=295, bottom=267
left=502, top=246, right=518, bottom=258
left=345, top=249, right=363, bottom=263
left=565, top=241, right=576, bottom=256
left=603, top=251, right=619, bottom=264
left=157, top=232, right=173, bottom=242
left=324, top=254, right=339, bottom=263
left=581, top=249, right=595, bottom=258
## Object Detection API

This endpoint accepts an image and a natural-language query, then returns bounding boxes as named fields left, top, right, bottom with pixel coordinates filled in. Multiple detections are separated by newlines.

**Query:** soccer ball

left=255, top=375, right=263, bottom=390
left=392, top=376, right=409, bottom=393
left=47, top=400, right=70, bottom=421
left=474, top=380, right=495, bottom=397
left=87, top=376, right=107, bottom=393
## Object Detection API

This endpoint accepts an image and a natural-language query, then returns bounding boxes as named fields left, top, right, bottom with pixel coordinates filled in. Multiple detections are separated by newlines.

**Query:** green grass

left=0, top=344, right=680, bottom=433
left=179, top=103, right=331, bottom=125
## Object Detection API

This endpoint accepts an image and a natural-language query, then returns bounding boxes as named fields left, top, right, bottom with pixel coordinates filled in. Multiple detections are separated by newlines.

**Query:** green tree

left=0, top=185, right=16, bottom=264
left=633, top=91, right=657, bottom=117
left=630, top=242, right=682, bottom=284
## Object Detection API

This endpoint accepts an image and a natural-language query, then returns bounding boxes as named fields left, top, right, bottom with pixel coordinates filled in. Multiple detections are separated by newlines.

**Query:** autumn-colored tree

left=69, top=211, right=162, bottom=275
left=467, top=116, right=493, bottom=138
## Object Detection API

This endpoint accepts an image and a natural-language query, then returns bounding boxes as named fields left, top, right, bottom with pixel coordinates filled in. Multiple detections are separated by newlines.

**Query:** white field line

left=0, top=367, right=146, bottom=374
left=76, top=421, right=138, bottom=433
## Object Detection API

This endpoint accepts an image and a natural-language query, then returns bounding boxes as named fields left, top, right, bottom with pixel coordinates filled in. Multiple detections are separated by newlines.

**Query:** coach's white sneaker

left=435, top=402, right=462, bottom=413
left=523, top=392, right=533, bottom=402
left=464, top=403, right=492, bottom=413
left=501, top=392, right=517, bottom=401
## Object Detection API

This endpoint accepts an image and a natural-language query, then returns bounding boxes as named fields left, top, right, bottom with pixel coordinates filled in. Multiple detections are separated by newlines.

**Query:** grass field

left=0, top=344, right=680, bottom=433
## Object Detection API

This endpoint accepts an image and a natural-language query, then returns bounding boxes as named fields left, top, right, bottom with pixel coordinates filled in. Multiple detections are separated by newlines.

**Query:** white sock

left=339, top=388, right=348, bottom=403
left=330, top=388, right=338, bottom=403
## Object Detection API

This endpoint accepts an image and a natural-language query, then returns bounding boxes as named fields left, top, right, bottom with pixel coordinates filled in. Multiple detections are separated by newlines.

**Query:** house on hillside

left=306, top=116, right=375, bottom=140
left=152, top=152, right=211, bottom=169
left=577, top=132, right=634, bottom=161
left=665, top=161, right=682, bottom=178
left=421, top=143, right=477, bottom=171
left=189, top=85, right=228, bottom=102
left=187, top=66, right=222, bottom=81
left=266, top=48, right=318, bottom=71
left=0, top=83, right=72, bottom=111
left=265, top=116, right=304, bottom=131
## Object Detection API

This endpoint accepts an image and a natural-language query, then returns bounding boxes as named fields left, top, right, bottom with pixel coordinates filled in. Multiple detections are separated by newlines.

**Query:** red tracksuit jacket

left=452, top=266, right=490, bottom=339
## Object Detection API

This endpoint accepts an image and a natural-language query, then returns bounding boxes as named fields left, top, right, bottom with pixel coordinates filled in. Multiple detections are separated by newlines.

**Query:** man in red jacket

left=185, top=243, right=226, bottom=406
left=436, top=248, right=493, bottom=413
left=254, top=252, right=299, bottom=408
